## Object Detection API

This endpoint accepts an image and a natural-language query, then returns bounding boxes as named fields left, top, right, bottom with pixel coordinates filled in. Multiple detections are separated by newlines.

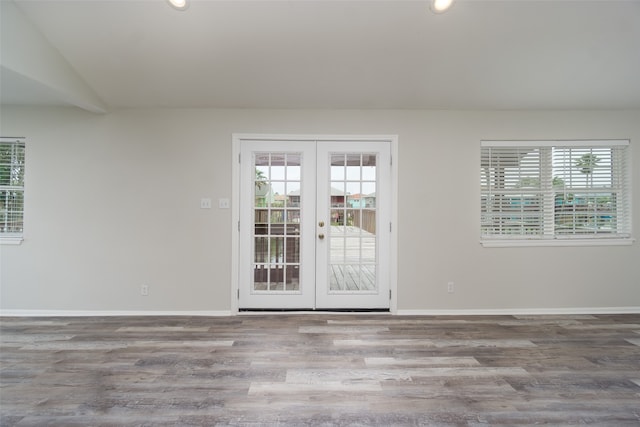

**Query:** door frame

left=231, top=134, right=398, bottom=314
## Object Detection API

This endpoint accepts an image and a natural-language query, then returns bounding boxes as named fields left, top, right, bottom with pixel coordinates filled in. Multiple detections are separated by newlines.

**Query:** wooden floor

left=1, top=314, right=639, bottom=426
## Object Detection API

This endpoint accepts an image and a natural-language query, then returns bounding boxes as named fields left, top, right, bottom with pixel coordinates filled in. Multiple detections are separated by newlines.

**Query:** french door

left=238, top=137, right=391, bottom=310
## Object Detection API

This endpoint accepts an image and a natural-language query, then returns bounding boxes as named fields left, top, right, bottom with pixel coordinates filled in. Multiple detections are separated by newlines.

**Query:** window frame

left=480, top=140, right=633, bottom=248
left=0, top=137, right=26, bottom=245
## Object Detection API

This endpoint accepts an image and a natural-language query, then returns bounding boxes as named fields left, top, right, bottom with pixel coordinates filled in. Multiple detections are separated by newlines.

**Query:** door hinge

left=390, top=222, right=392, bottom=232
left=237, top=289, right=240, bottom=299
left=238, top=221, right=240, bottom=232
left=239, top=153, right=241, bottom=163
left=390, top=155, right=392, bottom=166
left=389, top=289, right=392, bottom=300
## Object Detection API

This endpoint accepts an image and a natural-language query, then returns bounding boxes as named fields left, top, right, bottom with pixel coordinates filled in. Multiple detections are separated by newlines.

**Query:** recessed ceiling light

left=167, top=0, right=189, bottom=11
left=430, top=0, right=454, bottom=14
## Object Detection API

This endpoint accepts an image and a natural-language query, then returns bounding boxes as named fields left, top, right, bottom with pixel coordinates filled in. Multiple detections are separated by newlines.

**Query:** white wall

left=1, top=106, right=639, bottom=314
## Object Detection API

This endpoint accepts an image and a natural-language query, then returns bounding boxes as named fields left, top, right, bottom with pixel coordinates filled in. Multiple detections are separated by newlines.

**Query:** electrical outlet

left=141, top=284, right=149, bottom=296
left=200, top=198, right=212, bottom=209
left=218, top=198, right=230, bottom=209
left=447, top=282, right=454, bottom=293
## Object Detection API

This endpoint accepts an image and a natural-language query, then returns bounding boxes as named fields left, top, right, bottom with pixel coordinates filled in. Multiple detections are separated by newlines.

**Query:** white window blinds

left=0, top=137, right=26, bottom=240
left=481, top=140, right=631, bottom=241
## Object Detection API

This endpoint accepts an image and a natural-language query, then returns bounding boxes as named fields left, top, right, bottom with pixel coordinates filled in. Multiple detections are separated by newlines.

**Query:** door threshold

left=239, top=308, right=390, bottom=314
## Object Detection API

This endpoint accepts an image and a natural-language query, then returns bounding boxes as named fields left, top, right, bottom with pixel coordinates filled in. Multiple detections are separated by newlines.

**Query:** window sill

left=480, top=238, right=635, bottom=248
left=0, top=236, right=24, bottom=245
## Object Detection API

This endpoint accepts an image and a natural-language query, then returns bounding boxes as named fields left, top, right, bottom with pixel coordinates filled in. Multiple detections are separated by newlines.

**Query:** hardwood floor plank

left=333, top=339, right=537, bottom=348
left=248, top=381, right=383, bottom=394
left=364, top=356, right=480, bottom=367
left=298, top=326, right=389, bottom=334
left=115, top=326, right=211, bottom=332
left=625, top=338, right=640, bottom=346
left=561, top=323, right=640, bottom=330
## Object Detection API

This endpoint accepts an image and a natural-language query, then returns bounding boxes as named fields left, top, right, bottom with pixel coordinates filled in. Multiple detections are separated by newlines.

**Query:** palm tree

left=575, top=153, right=601, bottom=228
left=255, top=168, right=267, bottom=189
left=575, top=153, right=600, bottom=188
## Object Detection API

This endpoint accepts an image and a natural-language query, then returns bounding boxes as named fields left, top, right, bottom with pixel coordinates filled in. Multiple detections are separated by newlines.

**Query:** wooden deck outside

left=329, top=225, right=376, bottom=291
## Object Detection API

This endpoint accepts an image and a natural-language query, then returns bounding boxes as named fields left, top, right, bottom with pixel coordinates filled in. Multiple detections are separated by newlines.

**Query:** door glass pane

left=286, top=237, right=300, bottom=262
left=286, top=182, right=301, bottom=207
left=330, top=237, right=344, bottom=263
left=361, top=236, right=376, bottom=262
left=287, top=210, right=300, bottom=224
left=331, top=154, right=346, bottom=180
left=346, top=154, right=361, bottom=180
left=270, top=209, right=284, bottom=224
left=330, top=209, right=346, bottom=229
left=269, top=266, right=284, bottom=290
left=328, top=264, right=377, bottom=291
left=287, top=161, right=301, bottom=181
left=271, top=182, right=285, bottom=204
left=253, top=152, right=303, bottom=292
left=329, top=265, right=343, bottom=291
left=270, top=154, right=286, bottom=179
left=254, top=237, right=268, bottom=262
left=270, top=237, right=284, bottom=262
left=330, top=182, right=345, bottom=208
left=286, top=265, right=300, bottom=290
left=328, top=152, right=377, bottom=292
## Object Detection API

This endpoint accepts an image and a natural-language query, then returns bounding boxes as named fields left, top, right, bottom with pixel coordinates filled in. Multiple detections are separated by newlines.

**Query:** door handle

left=318, top=233, right=325, bottom=240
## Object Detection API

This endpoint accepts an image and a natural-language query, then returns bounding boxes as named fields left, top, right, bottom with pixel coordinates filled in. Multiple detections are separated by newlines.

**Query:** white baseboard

left=0, top=310, right=232, bottom=317
left=397, top=307, right=640, bottom=316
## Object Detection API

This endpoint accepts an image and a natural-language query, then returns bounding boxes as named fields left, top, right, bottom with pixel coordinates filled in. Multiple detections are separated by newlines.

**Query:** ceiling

left=2, top=0, right=640, bottom=112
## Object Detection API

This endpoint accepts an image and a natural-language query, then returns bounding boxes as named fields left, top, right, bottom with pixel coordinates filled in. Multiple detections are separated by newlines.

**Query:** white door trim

left=231, top=134, right=398, bottom=314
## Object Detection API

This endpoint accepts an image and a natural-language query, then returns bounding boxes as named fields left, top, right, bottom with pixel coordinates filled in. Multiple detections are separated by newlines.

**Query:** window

left=481, top=140, right=631, bottom=246
left=0, top=138, right=26, bottom=244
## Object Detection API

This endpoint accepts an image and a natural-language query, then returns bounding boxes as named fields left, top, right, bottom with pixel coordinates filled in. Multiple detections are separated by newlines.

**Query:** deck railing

left=352, top=209, right=376, bottom=234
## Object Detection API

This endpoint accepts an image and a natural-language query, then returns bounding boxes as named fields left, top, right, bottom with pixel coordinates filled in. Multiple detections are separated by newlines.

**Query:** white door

left=238, top=137, right=391, bottom=310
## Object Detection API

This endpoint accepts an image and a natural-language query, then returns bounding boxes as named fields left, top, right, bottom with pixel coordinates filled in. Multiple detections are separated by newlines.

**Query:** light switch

left=219, top=198, right=230, bottom=209
left=200, top=198, right=212, bottom=209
